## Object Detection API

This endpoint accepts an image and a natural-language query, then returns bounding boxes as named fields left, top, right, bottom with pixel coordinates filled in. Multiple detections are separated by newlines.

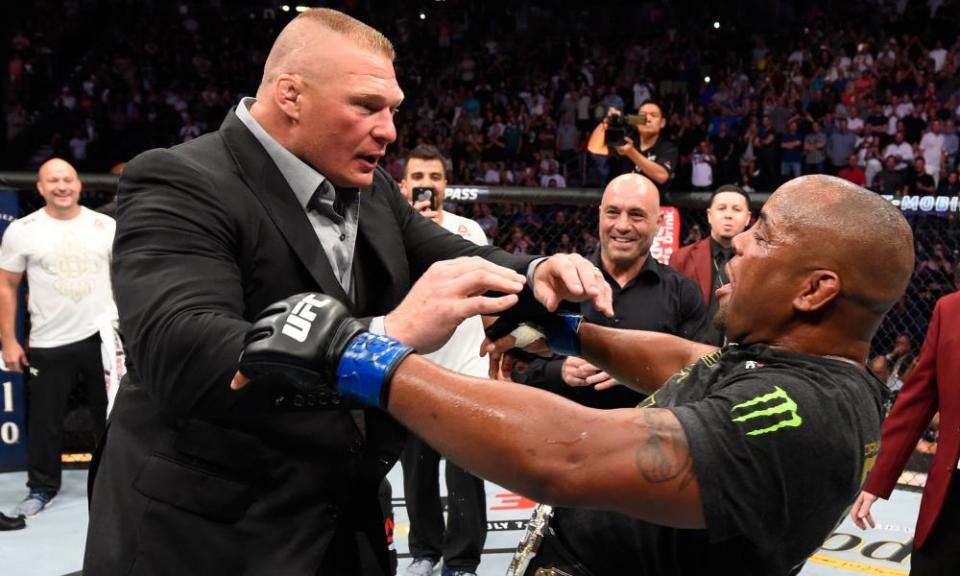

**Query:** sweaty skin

left=377, top=175, right=914, bottom=529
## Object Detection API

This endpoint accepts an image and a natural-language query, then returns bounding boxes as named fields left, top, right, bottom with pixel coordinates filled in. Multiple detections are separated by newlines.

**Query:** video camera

left=604, top=112, right=647, bottom=148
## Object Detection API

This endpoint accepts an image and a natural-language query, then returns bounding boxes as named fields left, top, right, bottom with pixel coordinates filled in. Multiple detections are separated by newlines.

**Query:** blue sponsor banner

left=0, top=189, right=26, bottom=469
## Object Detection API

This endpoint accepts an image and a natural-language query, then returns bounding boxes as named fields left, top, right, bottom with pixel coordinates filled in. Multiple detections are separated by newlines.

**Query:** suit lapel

left=218, top=111, right=348, bottom=303
left=357, top=180, right=403, bottom=294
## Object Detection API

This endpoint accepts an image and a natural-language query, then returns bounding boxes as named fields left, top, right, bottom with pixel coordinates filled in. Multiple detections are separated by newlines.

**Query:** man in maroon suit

left=670, top=185, right=752, bottom=344
left=851, top=291, right=960, bottom=574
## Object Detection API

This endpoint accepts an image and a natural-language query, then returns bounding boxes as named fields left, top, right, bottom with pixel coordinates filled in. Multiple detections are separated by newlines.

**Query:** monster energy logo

left=731, top=386, right=802, bottom=436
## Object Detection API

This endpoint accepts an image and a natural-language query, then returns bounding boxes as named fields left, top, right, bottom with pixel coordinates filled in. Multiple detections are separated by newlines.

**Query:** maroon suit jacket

left=670, top=237, right=713, bottom=304
left=864, top=292, right=960, bottom=548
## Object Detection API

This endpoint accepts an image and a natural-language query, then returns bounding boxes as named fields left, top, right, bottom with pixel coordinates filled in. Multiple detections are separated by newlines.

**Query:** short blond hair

left=260, top=8, right=395, bottom=87
left=297, top=8, right=395, bottom=60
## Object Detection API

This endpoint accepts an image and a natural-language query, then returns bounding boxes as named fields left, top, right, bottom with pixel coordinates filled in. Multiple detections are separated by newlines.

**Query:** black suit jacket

left=83, top=111, right=536, bottom=575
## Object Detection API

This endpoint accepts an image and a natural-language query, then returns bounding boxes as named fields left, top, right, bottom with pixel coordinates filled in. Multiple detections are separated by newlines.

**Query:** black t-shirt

left=710, top=134, right=735, bottom=162
left=904, top=168, right=936, bottom=194
left=553, top=344, right=885, bottom=576
left=633, top=136, right=678, bottom=192
left=607, top=132, right=678, bottom=193
left=866, top=113, right=888, bottom=131
left=902, top=116, right=926, bottom=144
left=872, top=169, right=903, bottom=195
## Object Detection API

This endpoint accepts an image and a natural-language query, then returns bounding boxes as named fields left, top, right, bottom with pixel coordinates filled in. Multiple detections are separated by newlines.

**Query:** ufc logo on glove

left=240, top=292, right=413, bottom=409
left=281, top=294, right=326, bottom=342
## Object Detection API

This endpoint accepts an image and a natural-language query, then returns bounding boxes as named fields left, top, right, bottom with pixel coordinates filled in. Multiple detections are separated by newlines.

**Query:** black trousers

left=912, top=472, right=960, bottom=576
left=26, top=334, right=106, bottom=494
left=357, top=479, right=399, bottom=576
left=401, top=434, right=487, bottom=572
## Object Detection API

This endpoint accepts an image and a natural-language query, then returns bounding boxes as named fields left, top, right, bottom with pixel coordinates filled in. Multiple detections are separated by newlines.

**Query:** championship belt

left=506, top=503, right=554, bottom=576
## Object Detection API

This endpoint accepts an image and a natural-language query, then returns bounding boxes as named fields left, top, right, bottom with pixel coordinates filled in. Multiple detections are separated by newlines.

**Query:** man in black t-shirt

left=232, top=175, right=916, bottom=576
left=905, top=157, right=937, bottom=194
left=865, top=103, right=889, bottom=145
left=548, top=343, right=884, bottom=575
left=872, top=155, right=906, bottom=195
left=587, top=101, right=678, bottom=194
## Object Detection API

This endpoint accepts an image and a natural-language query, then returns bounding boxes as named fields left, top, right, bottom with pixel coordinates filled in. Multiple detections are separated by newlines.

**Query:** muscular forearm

left=0, top=283, right=20, bottom=346
left=587, top=122, right=607, bottom=153
left=386, top=354, right=705, bottom=528
left=578, top=324, right=717, bottom=394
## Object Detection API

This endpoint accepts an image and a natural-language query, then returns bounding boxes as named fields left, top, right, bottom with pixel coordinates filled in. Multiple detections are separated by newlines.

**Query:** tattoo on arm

left=634, top=409, right=696, bottom=490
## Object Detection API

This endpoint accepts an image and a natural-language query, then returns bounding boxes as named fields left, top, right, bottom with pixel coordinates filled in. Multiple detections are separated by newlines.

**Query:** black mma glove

left=484, top=306, right=583, bottom=357
left=239, top=293, right=413, bottom=408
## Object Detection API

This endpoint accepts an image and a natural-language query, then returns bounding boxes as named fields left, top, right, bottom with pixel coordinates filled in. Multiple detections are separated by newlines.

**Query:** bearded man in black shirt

left=232, top=175, right=915, bottom=576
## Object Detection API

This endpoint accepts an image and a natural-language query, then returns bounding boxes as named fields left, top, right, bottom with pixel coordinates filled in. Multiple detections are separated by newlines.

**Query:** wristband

left=539, top=313, right=582, bottom=357
left=336, top=332, right=414, bottom=408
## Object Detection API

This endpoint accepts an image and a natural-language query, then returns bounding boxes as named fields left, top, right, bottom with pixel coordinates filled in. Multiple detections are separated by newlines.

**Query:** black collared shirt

left=516, top=251, right=710, bottom=409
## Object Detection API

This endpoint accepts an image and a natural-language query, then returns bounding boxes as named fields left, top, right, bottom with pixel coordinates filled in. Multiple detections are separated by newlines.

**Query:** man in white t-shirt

left=845, top=109, right=865, bottom=136
left=929, top=40, right=947, bottom=73
left=919, top=120, right=945, bottom=183
left=690, top=141, right=716, bottom=190
left=539, top=165, right=567, bottom=189
left=0, top=158, right=116, bottom=518
left=894, top=97, right=914, bottom=120
left=883, top=131, right=914, bottom=171
left=398, top=145, right=488, bottom=576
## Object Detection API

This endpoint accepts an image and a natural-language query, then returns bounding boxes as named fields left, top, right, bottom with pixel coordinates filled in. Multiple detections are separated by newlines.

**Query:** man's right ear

left=274, top=74, right=303, bottom=122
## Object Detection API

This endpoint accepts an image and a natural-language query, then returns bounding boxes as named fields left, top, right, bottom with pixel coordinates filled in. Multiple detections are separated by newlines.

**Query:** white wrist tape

left=509, top=324, right=545, bottom=349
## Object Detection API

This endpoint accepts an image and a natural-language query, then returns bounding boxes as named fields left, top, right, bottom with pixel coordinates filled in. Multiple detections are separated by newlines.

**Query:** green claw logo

left=731, top=385, right=802, bottom=436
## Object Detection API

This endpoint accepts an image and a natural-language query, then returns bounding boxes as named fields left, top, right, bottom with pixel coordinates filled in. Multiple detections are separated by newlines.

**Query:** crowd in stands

left=7, top=1, right=960, bottom=190
left=4, top=0, right=959, bottom=350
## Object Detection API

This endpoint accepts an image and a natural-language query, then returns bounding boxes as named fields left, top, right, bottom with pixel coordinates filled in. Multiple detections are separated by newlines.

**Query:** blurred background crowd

left=3, top=0, right=958, bottom=395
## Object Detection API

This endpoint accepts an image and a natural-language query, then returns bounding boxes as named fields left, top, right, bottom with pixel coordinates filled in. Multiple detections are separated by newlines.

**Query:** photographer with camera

left=397, top=144, right=489, bottom=576
left=588, top=101, right=678, bottom=193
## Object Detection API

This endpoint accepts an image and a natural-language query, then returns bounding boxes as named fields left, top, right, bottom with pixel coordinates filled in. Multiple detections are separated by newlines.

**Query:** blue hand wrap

left=336, top=332, right=413, bottom=408
left=542, top=313, right=582, bottom=356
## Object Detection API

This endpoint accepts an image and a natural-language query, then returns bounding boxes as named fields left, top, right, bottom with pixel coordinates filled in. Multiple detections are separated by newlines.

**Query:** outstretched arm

left=386, top=354, right=706, bottom=529
left=486, top=321, right=717, bottom=395
left=234, top=293, right=705, bottom=528
left=579, top=324, right=717, bottom=394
